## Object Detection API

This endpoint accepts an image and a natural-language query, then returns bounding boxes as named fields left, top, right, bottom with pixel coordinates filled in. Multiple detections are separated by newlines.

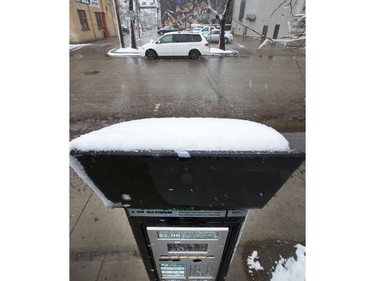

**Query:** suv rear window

left=173, top=34, right=202, bottom=43
left=191, top=34, right=202, bottom=42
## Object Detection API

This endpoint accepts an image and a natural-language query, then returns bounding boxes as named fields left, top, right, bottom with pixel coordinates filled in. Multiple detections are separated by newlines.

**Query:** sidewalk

left=70, top=133, right=305, bottom=281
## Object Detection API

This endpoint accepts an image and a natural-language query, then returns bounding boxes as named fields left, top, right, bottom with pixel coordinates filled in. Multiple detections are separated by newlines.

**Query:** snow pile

left=209, top=48, right=238, bottom=55
left=247, top=251, right=264, bottom=273
left=69, top=118, right=290, bottom=152
left=258, top=37, right=306, bottom=49
left=108, top=47, right=140, bottom=57
left=271, top=244, right=306, bottom=281
left=69, top=44, right=92, bottom=51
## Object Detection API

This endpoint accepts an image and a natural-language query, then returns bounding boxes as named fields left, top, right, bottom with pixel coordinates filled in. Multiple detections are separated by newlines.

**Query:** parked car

left=157, top=26, right=179, bottom=35
left=191, top=27, right=204, bottom=33
left=190, top=24, right=204, bottom=29
left=140, top=32, right=209, bottom=60
left=200, top=26, right=217, bottom=35
left=204, top=29, right=233, bottom=43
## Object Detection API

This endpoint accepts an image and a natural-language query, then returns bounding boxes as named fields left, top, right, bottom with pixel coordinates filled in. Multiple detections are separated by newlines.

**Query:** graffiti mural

left=160, top=0, right=215, bottom=29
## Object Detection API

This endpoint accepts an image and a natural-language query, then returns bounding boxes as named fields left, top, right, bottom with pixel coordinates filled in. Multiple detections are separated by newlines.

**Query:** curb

left=107, top=47, right=141, bottom=57
left=208, top=51, right=239, bottom=56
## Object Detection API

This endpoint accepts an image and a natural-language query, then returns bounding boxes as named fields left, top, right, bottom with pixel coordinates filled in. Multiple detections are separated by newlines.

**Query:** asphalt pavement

left=70, top=33, right=305, bottom=140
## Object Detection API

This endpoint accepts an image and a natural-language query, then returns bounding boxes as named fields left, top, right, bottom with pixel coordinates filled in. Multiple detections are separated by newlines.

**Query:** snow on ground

left=247, top=250, right=264, bottom=273
left=107, top=47, right=141, bottom=57
left=271, top=244, right=305, bottom=281
left=69, top=118, right=290, bottom=152
left=208, top=47, right=238, bottom=55
left=69, top=44, right=92, bottom=51
left=247, top=244, right=306, bottom=281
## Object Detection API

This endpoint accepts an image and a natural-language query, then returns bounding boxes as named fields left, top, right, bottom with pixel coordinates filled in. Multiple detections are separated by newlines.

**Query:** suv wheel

left=146, top=49, right=158, bottom=60
left=189, top=50, right=200, bottom=60
left=225, top=37, right=229, bottom=43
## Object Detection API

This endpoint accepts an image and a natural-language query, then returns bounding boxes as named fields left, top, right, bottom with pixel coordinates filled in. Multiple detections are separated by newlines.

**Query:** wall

left=232, top=0, right=305, bottom=39
left=70, top=0, right=118, bottom=44
left=159, top=0, right=233, bottom=29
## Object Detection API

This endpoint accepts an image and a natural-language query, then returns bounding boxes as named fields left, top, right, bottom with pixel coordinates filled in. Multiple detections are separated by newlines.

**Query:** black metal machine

left=70, top=149, right=304, bottom=281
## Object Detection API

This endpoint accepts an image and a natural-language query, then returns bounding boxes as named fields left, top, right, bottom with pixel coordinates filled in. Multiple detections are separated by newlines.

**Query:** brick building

left=70, top=0, right=118, bottom=43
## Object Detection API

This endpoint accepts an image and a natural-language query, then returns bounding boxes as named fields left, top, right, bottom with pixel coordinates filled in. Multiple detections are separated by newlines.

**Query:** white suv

left=140, top=32, right=209, bottom=60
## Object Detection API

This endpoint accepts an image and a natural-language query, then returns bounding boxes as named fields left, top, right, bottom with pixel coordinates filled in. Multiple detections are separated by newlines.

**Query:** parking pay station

left=70, top=118, right=305, bottom=281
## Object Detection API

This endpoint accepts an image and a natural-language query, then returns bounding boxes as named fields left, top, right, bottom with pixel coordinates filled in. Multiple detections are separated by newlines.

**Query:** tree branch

left=232, top=18, right=274, bottom=42
left=288, top=0, right=298, bottom=17
left=270, top=0, right=297, bottom=18
left=270, top=0, right=286, bottom=18
left=258, top=36, right=305, bottom=49
left=207, top=0, right=222, bottom=21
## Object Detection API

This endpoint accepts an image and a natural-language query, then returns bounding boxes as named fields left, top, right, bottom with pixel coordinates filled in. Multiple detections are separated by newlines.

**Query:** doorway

left=101, top=12, right=110, bottom=38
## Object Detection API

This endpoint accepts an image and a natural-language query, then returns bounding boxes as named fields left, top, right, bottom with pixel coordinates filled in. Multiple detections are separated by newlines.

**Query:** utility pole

left=113, top=0, right=125, bottom=48
left=129, top=0, right=137, bottom=48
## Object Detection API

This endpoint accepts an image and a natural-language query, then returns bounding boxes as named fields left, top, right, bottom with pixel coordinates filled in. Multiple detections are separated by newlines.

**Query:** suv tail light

left=205, top=43, right=209, bottom=48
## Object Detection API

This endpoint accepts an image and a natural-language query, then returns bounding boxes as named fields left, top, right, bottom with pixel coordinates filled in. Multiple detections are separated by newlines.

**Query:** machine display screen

left=158, top=231, right=218, bottom=240
left=168, top=243, right=208, bottom=252
left=148, top=227, right=230, bottom=280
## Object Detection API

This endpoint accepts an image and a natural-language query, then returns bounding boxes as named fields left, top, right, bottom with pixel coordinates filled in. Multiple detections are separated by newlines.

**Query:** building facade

left=232, top=0, right=305, bottom=39
left=138, top=0, right=159, bottom=28
left=70, top=0, right=118, bottom=43
left=159, top=0, right=233, bottom=30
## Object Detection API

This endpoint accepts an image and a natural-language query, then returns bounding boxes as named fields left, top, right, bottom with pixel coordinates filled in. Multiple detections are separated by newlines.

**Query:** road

left=70, top=31, right=305, bottom=139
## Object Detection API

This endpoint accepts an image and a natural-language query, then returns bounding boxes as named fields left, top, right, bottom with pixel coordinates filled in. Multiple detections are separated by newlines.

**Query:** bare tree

left=270, top=0, right=298, bottom=18
left=207, top=0, right=233, bottom=51
left=113, top=0, right=125, bottom=48
left=233, top=0, right=305, bottom=50
left=259, top=0, right=305, bottom=49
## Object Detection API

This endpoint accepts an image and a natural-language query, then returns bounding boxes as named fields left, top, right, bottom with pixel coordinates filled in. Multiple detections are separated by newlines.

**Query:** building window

left=95, top=12, right=104, bottom=29
left=273, top=24, right=280, bottom=39
left=261, top=25, right=268, bottom=43
left=77, top=9, right=90, bottom=31
left=239, top=0, right=246, bottom=21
